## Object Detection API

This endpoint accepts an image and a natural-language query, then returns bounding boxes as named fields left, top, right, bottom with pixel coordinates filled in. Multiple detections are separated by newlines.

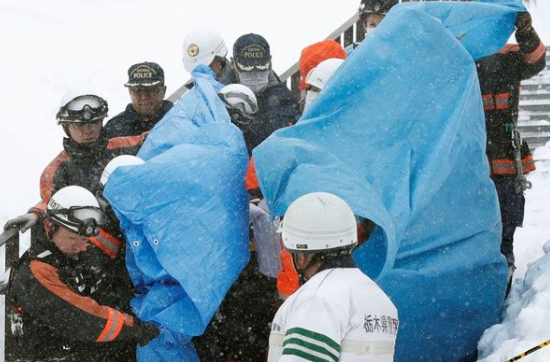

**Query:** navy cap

left=125, top=62, right=165, bottom=87
left=233, top=34, right=272, bottom=72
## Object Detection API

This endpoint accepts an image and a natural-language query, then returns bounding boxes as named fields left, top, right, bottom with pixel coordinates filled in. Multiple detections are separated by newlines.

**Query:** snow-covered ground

left=0, top=1, right=549, bottom=361
left=477, top=143, right=550, bottom=362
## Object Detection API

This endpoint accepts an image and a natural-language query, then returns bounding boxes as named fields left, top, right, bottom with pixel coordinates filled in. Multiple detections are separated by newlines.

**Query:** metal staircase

left=518, top=47, right=550, bottom=151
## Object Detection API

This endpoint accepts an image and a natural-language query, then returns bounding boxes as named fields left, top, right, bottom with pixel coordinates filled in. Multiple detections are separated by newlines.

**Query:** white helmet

left=305, top=58, right=344, bottom=91
left=219, top=84, right=258, bottom=124
left=182, top=28, right=228, bottom=73
left=56, top=90, right=108, bottom=124
left=46, top=186, right=105, bottom=237
left=101, top=155, right=144, bottom=186
left=281, top=192, right=357, bottom=253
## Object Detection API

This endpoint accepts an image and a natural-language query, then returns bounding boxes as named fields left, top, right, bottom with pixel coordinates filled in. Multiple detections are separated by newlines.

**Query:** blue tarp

left=104, top=66, right=250, bottom=362
left=253, top=1, right=523, bottom=361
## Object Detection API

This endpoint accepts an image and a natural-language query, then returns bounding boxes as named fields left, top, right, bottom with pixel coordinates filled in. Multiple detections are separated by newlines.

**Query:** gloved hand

left=3, top=213, right=38, bottom=233
left=135, top=320, right=160, bottom=347
left=516, top=12, right=532, bottom=32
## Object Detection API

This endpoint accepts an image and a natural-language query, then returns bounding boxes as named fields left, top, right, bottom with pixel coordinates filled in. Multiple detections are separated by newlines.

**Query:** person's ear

left=294, top=253, right=311, bottom=269
left=44, top=218, right=52, bottom=232
left=161, top=85, right=167, bottom=96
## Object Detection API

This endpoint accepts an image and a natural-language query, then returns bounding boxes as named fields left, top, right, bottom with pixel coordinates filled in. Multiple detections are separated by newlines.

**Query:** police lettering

left=133, top=70, right=154, bottom=79
left=243, top=51, right=265, bottom=59
left=241, top=45, right=267, bottom=59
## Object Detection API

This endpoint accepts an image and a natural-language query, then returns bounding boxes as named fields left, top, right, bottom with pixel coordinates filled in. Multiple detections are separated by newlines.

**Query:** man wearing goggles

left=6, top=186, right=159, bottom=362
left=4, top=90, right=144, bottom=236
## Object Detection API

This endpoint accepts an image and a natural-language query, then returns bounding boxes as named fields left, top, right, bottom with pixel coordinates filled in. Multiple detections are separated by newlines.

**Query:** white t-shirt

left=268, top=268, right=398, bottom=362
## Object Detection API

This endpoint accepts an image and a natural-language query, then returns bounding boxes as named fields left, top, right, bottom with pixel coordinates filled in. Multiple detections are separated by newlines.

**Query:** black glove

left=4, top=213, right=38, bottom=233
left=516, top=12, right=532, bottom=33
left=135, top=320, right=160, bottom=347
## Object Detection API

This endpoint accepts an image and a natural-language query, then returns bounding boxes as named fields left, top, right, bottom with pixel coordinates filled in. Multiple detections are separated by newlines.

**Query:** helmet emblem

left=187, top=44, right=200, bottom=57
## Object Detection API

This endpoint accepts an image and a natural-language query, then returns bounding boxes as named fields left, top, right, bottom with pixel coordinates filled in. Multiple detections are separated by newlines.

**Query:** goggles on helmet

left=57, top=95, right=108, bottom=124
left=47, top=206, right=105, bottom=237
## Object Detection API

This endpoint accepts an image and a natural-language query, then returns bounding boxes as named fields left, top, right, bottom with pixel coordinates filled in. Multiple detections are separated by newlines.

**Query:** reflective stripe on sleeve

left=96, top=308, right=124, bottom=342
left=341, top=339, right=395, bottom=355
left=88, top=229, right=121, bottom=259
left=523, top=42, right=546, bottom=65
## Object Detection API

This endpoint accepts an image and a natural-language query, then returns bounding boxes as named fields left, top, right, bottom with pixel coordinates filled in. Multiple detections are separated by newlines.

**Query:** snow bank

left=478, top=241, right=550, bottom=362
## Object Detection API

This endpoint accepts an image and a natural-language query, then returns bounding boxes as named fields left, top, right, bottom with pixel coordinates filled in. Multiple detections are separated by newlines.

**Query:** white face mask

left=238, top=70, right=270, bottom=95
left=364, top=26, right=376, bottom=38
left=304, top=90, right=319, bottom=109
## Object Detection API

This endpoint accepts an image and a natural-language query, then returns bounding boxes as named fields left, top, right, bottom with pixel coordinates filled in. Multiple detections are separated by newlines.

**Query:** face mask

left=238, top=71, right=270, bottom=95
left=365, top=26, right=376, bottom=38
left=304, top=90, right=319, bottom=109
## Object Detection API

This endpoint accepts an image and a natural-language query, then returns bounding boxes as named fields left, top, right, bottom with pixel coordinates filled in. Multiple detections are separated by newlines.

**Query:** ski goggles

left=57, top=95, right=108, bottom=124
left=47, top=206, right=105, bottom=237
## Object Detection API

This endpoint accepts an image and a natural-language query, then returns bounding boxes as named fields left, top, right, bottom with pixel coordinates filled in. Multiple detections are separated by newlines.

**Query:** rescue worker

left=276, top=57, right=346, bottom=301
left=347, top=0, right=399, bottom=54
left=6, top=186, right=159, bottom=362
left=194, top=84, right=280, bottom=362
left=358, top=0, right=398, bottom=34
left=223, top=33, right=300, bottom=155
left=104, top=61, right=173, bottom=138
left=268, top=192, right=398, bottom=362
left=298, top=40, right=347, bottom=110
left=475, top=11, right=546, bottom=271
left=181, top=28, right=233, bottom=83
left=196, top=35, right=298, bottom=362
left=303, top=58, right=345, bottom=109
left=3, top=91, right=145, bottom=234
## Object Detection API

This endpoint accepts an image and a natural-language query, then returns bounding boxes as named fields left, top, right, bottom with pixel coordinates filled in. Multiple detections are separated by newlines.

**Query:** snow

left=477, top=143, right=550, bottom=362
left=0, top=1, right=549, bottom=361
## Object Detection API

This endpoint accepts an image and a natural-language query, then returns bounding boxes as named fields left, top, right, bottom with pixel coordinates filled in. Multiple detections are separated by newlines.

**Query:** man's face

left=364, top=13, right=385, bottom=31
left=66, top=121, right=102, bottom=144
left=49, top=223, right=91, bottom=255
left=129, top=85, right=167, bottom=120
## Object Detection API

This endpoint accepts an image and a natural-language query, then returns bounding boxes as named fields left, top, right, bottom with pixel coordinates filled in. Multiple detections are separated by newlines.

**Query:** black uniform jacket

left=476, top=27, right=546, bottom=176
left=6, top=225, right=141, bottom=362
left=221, top=71, right=300, bottom=156
left=103, top=100, right=173, bottom=138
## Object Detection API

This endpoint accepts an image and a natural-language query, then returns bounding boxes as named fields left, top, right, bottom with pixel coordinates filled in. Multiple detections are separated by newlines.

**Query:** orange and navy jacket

left=476, top=27, right=546, bottom=176
left=6, top=226, right=142, bottom=361
left=30, top=132, right=146, bottom=214
left=27, top=132, right=145, bottom=260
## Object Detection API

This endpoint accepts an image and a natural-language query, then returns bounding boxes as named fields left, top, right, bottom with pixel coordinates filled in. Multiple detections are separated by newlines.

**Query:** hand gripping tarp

left=253, top=1, right=524, bottom=361
left=104, top=65, right=250, bottom=362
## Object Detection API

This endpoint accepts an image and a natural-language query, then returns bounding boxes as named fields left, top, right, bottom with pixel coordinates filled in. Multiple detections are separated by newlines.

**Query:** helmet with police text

left=280, top=192, right=358, bottom=254
left=359, top=0, right=398, bottom=17
left=101, top=155, right=145, bottom=186
left=218, top=84, right=258, bottom=125
left=56, top=91, right=109, bottom=124
left=46, top=186, right=105, bottom=237
left=182, top=28, right=228, bottom=73
left=306, top=58, right=344, bottom=91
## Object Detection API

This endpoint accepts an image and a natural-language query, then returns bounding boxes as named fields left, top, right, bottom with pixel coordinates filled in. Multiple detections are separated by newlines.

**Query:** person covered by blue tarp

left=103, top=64, right=250, bottom=362
left=253, top=1, right=525, bottom=361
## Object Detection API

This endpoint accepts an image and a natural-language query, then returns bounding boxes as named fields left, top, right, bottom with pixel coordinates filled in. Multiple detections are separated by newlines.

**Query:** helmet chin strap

left=292, top=253, right=324, bottom=285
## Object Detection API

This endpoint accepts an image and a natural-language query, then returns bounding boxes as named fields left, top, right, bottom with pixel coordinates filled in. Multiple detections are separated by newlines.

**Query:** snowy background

left=0, top=0, right=549, bottom=361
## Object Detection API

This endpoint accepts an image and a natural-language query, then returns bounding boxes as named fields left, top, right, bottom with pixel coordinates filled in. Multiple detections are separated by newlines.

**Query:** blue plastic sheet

left=104, top=66, right=250, bottom=362
left=253, top=1, right=523, bottom=361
